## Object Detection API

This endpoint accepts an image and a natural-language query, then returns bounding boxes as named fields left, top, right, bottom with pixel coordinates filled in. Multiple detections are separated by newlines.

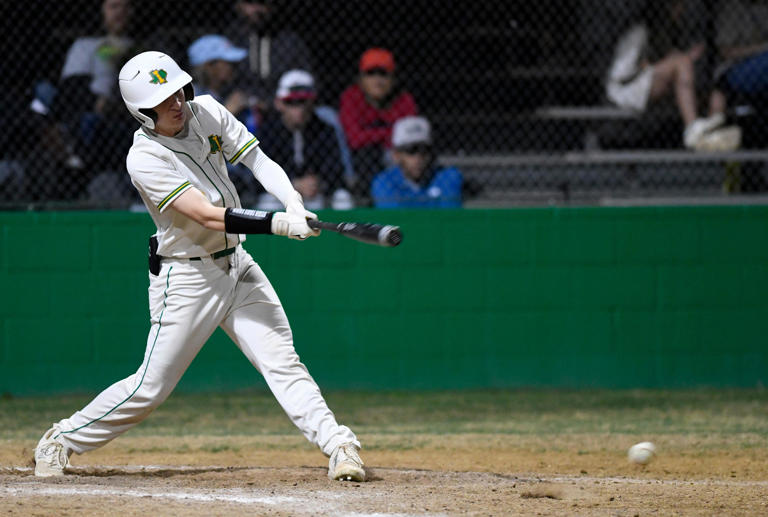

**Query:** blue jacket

left=371, top=165, right=463, bottom=208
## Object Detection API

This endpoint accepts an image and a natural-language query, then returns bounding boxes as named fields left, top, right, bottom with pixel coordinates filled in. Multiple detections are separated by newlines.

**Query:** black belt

left=188, top=247, right=236, bottom=261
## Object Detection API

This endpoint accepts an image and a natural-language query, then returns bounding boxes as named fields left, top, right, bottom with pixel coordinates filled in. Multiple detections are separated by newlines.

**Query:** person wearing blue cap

left=188, top=35, right=249, bottom=117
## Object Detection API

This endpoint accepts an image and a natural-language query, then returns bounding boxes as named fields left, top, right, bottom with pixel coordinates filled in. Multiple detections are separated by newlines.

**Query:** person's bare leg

left=650, top=52, right=698, bottom=126
left=709, top=89, right=727, bottom=117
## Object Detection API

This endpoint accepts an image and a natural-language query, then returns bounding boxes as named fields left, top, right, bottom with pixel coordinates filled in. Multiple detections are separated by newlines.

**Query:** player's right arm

left=170, top=188, right=227, bottom=231
left=198, top=95, right=317, bottom=224
left=170, top=188, right=316, bottom=240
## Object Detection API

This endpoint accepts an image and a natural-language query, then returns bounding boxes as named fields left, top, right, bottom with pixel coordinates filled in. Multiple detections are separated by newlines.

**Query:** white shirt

left=61, top=36, right=134, bottom=98
left=607, top=24, right=648, bottom=86
left=127, top=95, right=258, bottom=258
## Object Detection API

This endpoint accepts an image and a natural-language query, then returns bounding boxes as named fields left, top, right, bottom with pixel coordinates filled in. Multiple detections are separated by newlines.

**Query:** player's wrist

left=224, top=207, right=274, bottom=234
left=284, top=190, right=305, bottom=214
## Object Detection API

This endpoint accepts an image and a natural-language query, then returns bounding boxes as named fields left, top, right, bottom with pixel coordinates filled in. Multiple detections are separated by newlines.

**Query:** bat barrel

left=379, top=225, right=403, bottom=246
left=307, top=219, right=402, bottom=247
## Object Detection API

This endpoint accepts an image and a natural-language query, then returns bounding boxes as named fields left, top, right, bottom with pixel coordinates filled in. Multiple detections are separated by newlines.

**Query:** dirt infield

left=2, top=436, right=767, bottom=516
left=2, top=390, right=767, bottom=515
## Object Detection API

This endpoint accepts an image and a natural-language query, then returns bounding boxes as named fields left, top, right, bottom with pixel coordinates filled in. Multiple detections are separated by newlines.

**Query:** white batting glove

left=271, top=212, right=317, bottom=240
left=284, top=191, right=320, bottom=236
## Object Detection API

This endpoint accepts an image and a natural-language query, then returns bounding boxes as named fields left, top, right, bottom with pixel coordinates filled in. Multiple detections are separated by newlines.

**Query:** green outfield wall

left=1, top=207, right=766, bottom=395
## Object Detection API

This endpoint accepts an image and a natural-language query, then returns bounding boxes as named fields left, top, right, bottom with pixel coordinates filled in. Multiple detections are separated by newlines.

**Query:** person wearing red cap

left=339, top=47, right=418, bottom=202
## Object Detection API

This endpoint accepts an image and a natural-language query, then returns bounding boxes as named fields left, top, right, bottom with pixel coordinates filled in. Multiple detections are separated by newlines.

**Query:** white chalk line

left=0, top=484, right=296, bottom=506
left=2, top=465, right=239, bottom=474
left=0, top=482, right=435, bottom=517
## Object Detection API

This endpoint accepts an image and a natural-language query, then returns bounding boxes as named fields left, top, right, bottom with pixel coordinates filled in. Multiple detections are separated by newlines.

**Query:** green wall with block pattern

left=1, top=207, right=766, bottom=395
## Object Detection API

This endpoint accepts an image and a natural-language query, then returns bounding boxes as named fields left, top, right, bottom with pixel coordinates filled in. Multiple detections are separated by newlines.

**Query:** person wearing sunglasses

left=255, top=70, right=352, bottom=210
left=339, top=48, right=418, bottom=203
left=371, top=116, right=463, bottom=208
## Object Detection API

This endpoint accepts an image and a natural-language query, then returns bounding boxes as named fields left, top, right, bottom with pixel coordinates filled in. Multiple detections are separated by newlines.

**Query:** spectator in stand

left=256, top=70, right=352, bottom=210
left=187, top=34, right=262, bottom=203
left=707, top=0, right=768, bottom=141
left=604, top=0, right=735, bottom=151
left=226, top=0, right=313, bottom=120
left=188, top=35, right=249, bottom=118
left=371, top=116, right=462, bottom=208
left=340, top=47, right=418, bottom=202
left=29, top=0, right=138, bottom=200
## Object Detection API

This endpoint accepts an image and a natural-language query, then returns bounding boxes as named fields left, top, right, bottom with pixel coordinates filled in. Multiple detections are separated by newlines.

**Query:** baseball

left=628, top=441, right=656, bottom=465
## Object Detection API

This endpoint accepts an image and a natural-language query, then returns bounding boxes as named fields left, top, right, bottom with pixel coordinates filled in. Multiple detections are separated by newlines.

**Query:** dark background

left=1, top=0, right=645, bottom=153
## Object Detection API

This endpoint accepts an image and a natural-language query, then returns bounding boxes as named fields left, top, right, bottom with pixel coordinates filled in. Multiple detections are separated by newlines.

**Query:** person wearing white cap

left=256, top=69, right=352, bottom=210
left=371, top=116, right=463, bottom=208
left=188, top=34, right=249, bottom=116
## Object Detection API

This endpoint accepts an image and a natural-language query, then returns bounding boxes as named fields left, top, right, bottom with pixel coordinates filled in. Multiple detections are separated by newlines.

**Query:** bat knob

left=379, top=226, right=403, bottom=247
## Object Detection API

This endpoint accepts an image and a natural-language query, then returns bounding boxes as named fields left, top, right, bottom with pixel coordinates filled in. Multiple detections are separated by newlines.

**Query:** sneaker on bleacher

left=683, top=113, right=726, bottom=149
left=694, top=126, right=742, bottom=152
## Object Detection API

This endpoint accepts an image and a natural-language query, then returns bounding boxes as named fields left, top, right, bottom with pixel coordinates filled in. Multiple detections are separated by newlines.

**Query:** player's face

left=394, top=144, right=431, bottom=181
left=153, top=89, right=187, bottom=137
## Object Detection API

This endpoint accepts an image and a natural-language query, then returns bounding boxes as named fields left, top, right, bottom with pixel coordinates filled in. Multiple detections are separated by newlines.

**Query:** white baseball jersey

left=127, top=94, right=257, bottom=258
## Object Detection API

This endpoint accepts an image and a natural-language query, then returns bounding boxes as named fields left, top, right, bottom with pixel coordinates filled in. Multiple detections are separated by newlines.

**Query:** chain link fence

left=1, top=0, right=767, bottom=210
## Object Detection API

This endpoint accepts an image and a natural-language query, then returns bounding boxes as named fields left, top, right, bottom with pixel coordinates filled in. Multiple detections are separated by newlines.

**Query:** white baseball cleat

left=34, top=426, right=71, bottom=477
left=328, top=443, right=365, bottom=482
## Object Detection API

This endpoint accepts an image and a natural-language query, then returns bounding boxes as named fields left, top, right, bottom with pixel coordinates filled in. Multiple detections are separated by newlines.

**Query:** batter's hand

left=271, top=211, right=318, bottom=240
left=284, top=191, right=320, bottom=236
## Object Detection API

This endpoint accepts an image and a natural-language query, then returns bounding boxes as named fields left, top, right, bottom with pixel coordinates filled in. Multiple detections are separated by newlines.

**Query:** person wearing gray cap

left=371, top=116, right=463, bottom=208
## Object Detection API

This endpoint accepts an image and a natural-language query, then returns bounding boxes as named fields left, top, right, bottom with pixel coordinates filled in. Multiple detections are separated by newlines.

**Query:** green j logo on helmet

left=149, top=69, right=168, bottom=84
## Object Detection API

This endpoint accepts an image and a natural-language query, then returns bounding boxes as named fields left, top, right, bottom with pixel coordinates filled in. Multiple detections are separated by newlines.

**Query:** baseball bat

left=307, top=219, right=403, bottom=247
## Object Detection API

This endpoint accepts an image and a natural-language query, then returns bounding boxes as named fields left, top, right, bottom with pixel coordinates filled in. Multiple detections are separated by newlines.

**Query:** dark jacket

left=258, top=111, right=344, bottom=194
left=225, top=22, right=312, bottom=104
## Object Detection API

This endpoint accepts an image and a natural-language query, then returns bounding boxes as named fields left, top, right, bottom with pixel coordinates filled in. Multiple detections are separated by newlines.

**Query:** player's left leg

left=219, top=248, right=364, bottom=481
left=35, top=259, right=232, bottom=476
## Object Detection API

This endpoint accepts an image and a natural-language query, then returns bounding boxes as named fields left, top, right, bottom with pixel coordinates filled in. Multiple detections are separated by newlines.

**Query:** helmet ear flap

left=183, top=83, right=194, bottom=101
left=139, top=108, right=158, bottom=125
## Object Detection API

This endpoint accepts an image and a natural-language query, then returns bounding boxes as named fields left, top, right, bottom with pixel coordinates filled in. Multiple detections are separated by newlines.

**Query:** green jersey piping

left=55, top=266, right=174, bottom=439
left=229, top=137, right=258, bottom=164
left=137, top=133, right=229, bottom=249
left=157, top=181, right=191, bottom=211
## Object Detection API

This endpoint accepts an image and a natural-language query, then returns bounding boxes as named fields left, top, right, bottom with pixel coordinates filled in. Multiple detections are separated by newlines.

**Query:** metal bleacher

left=443, top=149, right=768, bottom=207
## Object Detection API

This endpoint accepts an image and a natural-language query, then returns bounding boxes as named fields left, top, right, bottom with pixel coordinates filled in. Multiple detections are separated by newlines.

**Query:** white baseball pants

left=54, top=246, right=359, bottom=457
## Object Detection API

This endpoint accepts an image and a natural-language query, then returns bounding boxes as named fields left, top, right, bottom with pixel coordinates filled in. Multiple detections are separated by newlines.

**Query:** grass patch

left=1, top=388, right=767, bottom=444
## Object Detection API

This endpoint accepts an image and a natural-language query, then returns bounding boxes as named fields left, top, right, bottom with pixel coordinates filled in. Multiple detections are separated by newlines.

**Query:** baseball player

left=33, top=51, right=365, bottom=482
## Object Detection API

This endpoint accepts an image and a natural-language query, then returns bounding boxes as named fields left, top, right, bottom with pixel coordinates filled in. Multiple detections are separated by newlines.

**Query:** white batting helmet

left=118, top=51, right=194, bottom=129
